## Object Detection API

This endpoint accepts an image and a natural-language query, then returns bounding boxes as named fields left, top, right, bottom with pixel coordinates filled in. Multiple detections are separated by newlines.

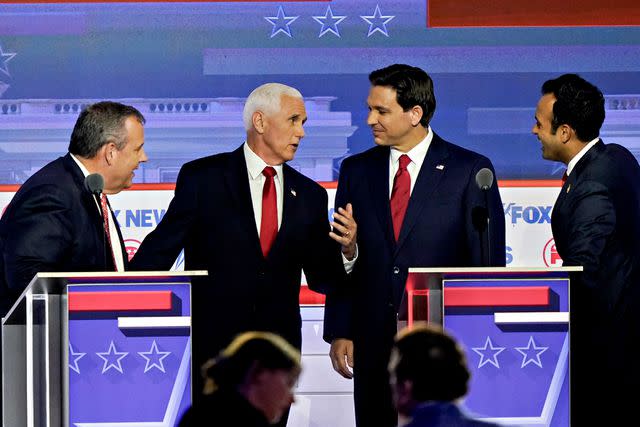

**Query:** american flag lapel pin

left=436, top=164, right=445, bottom=170
left=290, top=189, right=297, bottom=197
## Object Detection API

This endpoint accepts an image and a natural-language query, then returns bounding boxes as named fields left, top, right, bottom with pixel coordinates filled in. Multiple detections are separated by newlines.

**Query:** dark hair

left=68, top=101, right=145, bottom=158
left=392, top=324, right=469, bottom=402
left=541, top=74, right=605, bottom=142
left=369, top=64, right=436, bottom=127
left=202, top=332, right=301, bottom=393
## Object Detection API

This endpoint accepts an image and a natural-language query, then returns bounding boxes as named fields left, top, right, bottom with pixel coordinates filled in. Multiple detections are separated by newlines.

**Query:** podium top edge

left=408, top=267, right=583, bottom=273
left=34, top=270, right=209, bottom=278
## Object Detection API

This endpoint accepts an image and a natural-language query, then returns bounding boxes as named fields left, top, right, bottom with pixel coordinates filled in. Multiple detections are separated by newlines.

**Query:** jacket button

left=393, top=267, right=400, bottom=274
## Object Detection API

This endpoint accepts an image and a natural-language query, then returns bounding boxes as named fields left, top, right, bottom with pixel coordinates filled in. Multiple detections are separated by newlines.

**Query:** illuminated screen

left=0, top=0, right=639, bottom=183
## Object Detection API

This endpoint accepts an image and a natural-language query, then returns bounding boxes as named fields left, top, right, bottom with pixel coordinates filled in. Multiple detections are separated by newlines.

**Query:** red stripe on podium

left=300, top=286, right=325, bottom=305
left=69, top=291, right=173, bottom=312
left=444, top=286, right=549, bottom=307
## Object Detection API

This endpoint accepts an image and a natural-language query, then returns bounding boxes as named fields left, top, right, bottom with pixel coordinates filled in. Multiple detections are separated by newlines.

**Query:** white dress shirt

left=70, top=153, right=125, bottom=272
left=566, top=137, right=600, bottom=176
left=343, top=127, right=434, bottom=272
left=243, top=142, right=284, bottom=235
left=388, top=127, right=433, bottom=197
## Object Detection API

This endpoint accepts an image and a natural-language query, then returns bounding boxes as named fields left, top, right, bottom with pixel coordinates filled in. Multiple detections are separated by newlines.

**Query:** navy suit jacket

left=405, top=402, right=499, bottom=427
left=323, top=134, right=505, bottom=426
left=551, top=140, right=640, bottom=410
left=130, top=145, right=344, bottom=372
left=0, top=153, right=126, bottom=316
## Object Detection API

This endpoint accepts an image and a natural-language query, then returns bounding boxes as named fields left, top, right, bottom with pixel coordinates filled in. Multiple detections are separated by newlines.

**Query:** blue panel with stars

left=443, top=277, right=570, bottom=426
left=68, top=282, right=191, bottom=426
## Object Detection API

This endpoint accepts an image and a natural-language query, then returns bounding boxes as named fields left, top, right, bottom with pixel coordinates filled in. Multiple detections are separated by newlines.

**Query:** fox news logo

left=543, top=238, right=563, bottom=267
left=503, top=203, right=552, bottom=224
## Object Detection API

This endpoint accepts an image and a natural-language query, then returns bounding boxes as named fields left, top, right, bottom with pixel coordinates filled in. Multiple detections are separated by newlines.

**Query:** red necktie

left=562, top=170, right=568, bottom=184
left=390, top=154, right=411, bottom=242
left=100, top=193, right=117, bottom=270
left=260, top=167, right=278, bottom=257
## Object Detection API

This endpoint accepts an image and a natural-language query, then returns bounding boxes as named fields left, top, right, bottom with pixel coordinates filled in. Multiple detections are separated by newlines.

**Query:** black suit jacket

left=0, top=153, right=126, bottom=316
left=551, top=140, right=640, bottom=419
left=324, top=134, right=505, bottom=427
left=130, top=145, right=344, bottom=373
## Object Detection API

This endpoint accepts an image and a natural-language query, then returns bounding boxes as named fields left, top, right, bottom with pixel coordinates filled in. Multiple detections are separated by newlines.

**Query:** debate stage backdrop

left=1, top=1, right=639, bottom=426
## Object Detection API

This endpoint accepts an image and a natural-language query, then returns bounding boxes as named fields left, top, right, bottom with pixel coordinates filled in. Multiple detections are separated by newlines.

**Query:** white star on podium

left=96, top=340, right=129, bottom=374
left=313, top=6, right=347, bottom=38
left=361, top=5, right=395, bottom=37
left=69, top=343, right=86, bottom=374
left=472, top=336, right=505, bottom=368
left=139, top=340, right=171, bottom=373
left=265, top=6, right=299, bottom=38
left=515, top=336, right=548, bottom=368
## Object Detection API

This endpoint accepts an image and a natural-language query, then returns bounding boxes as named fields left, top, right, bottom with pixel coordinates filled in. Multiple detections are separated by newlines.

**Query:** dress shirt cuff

left=342, top=244, right=358, bottom=273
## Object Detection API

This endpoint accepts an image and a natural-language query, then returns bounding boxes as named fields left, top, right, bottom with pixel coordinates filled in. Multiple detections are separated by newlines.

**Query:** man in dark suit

left=130, top=83, right=348, bottom=417
left=0, top=102, right=147, bottom=420
left=0, top=101, right=147, bottom=315
left=533, top=74, right=640, bottom=424
left=324, top=64, right=505, bottom=427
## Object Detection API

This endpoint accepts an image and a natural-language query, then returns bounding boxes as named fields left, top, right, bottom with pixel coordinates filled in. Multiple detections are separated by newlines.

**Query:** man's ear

left=410, top=105, right=424, bottom=127
left=559, top=124, right=573, bottom=144
left=252, top=111, right=266, bottom=134
left=101, top=141, right=118, bottom=166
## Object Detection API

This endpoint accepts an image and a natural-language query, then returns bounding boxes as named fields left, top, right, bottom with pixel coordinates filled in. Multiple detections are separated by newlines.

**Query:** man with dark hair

left=0, top=101, right=147, bottom=313
left=324, top=64, right=505, bottom=427
left=533, top=73, right=640, bottom=424
left=389, top=324, right=498, bottom=427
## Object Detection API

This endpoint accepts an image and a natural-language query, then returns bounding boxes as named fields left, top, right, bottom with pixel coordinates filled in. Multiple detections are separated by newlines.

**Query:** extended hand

left=329, top=203, right=357, bottom=260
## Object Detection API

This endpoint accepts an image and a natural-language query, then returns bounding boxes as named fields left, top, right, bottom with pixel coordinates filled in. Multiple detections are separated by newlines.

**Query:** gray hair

left=242, top=83, right=303, bottom=131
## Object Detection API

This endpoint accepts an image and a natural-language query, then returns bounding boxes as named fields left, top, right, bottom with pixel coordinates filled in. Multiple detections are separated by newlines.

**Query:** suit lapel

left=367, top=147, right=396, bottom=251
left=223, top=146, right=263, bottom=257
left=394, top=134, right=449, bottom=256
left=62, top=154, right=118, bottom=270
left=269, top=164, right=297, bottom=257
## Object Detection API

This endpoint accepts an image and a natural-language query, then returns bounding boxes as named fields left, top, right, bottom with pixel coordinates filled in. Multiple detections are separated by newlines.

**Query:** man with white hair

left=131, top=84, right=349, bottom=421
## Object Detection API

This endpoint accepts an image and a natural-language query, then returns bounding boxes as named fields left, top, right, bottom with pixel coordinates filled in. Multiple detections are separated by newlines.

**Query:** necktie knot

left=561, top=170, right=568, bottom=184
left=263, top=166, right=277, bottom=179
left=398, top=154, right=411, bottom=171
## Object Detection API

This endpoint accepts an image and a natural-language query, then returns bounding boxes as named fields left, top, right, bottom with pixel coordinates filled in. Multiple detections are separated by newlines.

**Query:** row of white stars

left=472, top=336, right=549, bottom=369
left=266, top=5, right=395, bottom=38
left=69, top=340, right=171, bottom=375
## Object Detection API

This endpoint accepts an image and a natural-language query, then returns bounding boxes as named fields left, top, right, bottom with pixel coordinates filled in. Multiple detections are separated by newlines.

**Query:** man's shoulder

left=179, top=151, right=238, bottom=178
left=16, top=156, right=77, bottom=196
left=436, top=135, right=490, bottom=165
left=283, top=164, right=326, bottom=196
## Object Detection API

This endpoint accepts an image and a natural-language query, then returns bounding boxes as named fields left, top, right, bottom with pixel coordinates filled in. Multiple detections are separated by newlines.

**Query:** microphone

left=474, top=168, right=494, bottom=266
left=475, top=168, right=494, bottom=191
left=84, top=173, right=104, bottom=195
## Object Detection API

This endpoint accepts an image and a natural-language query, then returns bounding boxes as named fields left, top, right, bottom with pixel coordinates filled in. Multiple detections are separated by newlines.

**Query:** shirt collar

left=390, top=126, right=433, bottom=167
left=243, top=142, right=283, bottom=180
left=567, top=137, right=599, bottom=176
left=69, top=153, right=91, bottom=178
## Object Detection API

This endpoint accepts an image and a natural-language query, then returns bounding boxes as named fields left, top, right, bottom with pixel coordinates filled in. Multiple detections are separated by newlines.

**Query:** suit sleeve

left=323, top=159, right=355, bottom=342
left=3, top=184, right=73, bottom=293
left=464, top=157, right=506, bottom=267
left=301, top=187, right=347, bottom=295
left=130, top=164, right=198, bottom=270
left=559, top=180, right=615, bottom=288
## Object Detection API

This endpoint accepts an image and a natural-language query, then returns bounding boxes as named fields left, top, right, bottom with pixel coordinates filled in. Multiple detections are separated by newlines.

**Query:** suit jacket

left=323, top=134, right=505, bottom=427
left=551, top=140, right=640, bottom=421
left=405, top=403, right=499, bottom=427
left=130, top=145, right=344, bottom=377
left=0, top=153, right=126, bottom=316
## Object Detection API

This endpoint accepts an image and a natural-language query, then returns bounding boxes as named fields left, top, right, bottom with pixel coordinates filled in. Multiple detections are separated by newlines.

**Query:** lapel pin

left=566, top=184, right=571, bottom=193
left=290, top=189, right=297, bottom=197
left=436, top=164, right=445, bottom=170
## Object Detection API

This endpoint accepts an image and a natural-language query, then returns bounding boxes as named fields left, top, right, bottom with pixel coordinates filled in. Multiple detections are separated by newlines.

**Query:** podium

left=405, top=267, right=581, bottom=427
left=2, top=271, right=206, bottom=427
